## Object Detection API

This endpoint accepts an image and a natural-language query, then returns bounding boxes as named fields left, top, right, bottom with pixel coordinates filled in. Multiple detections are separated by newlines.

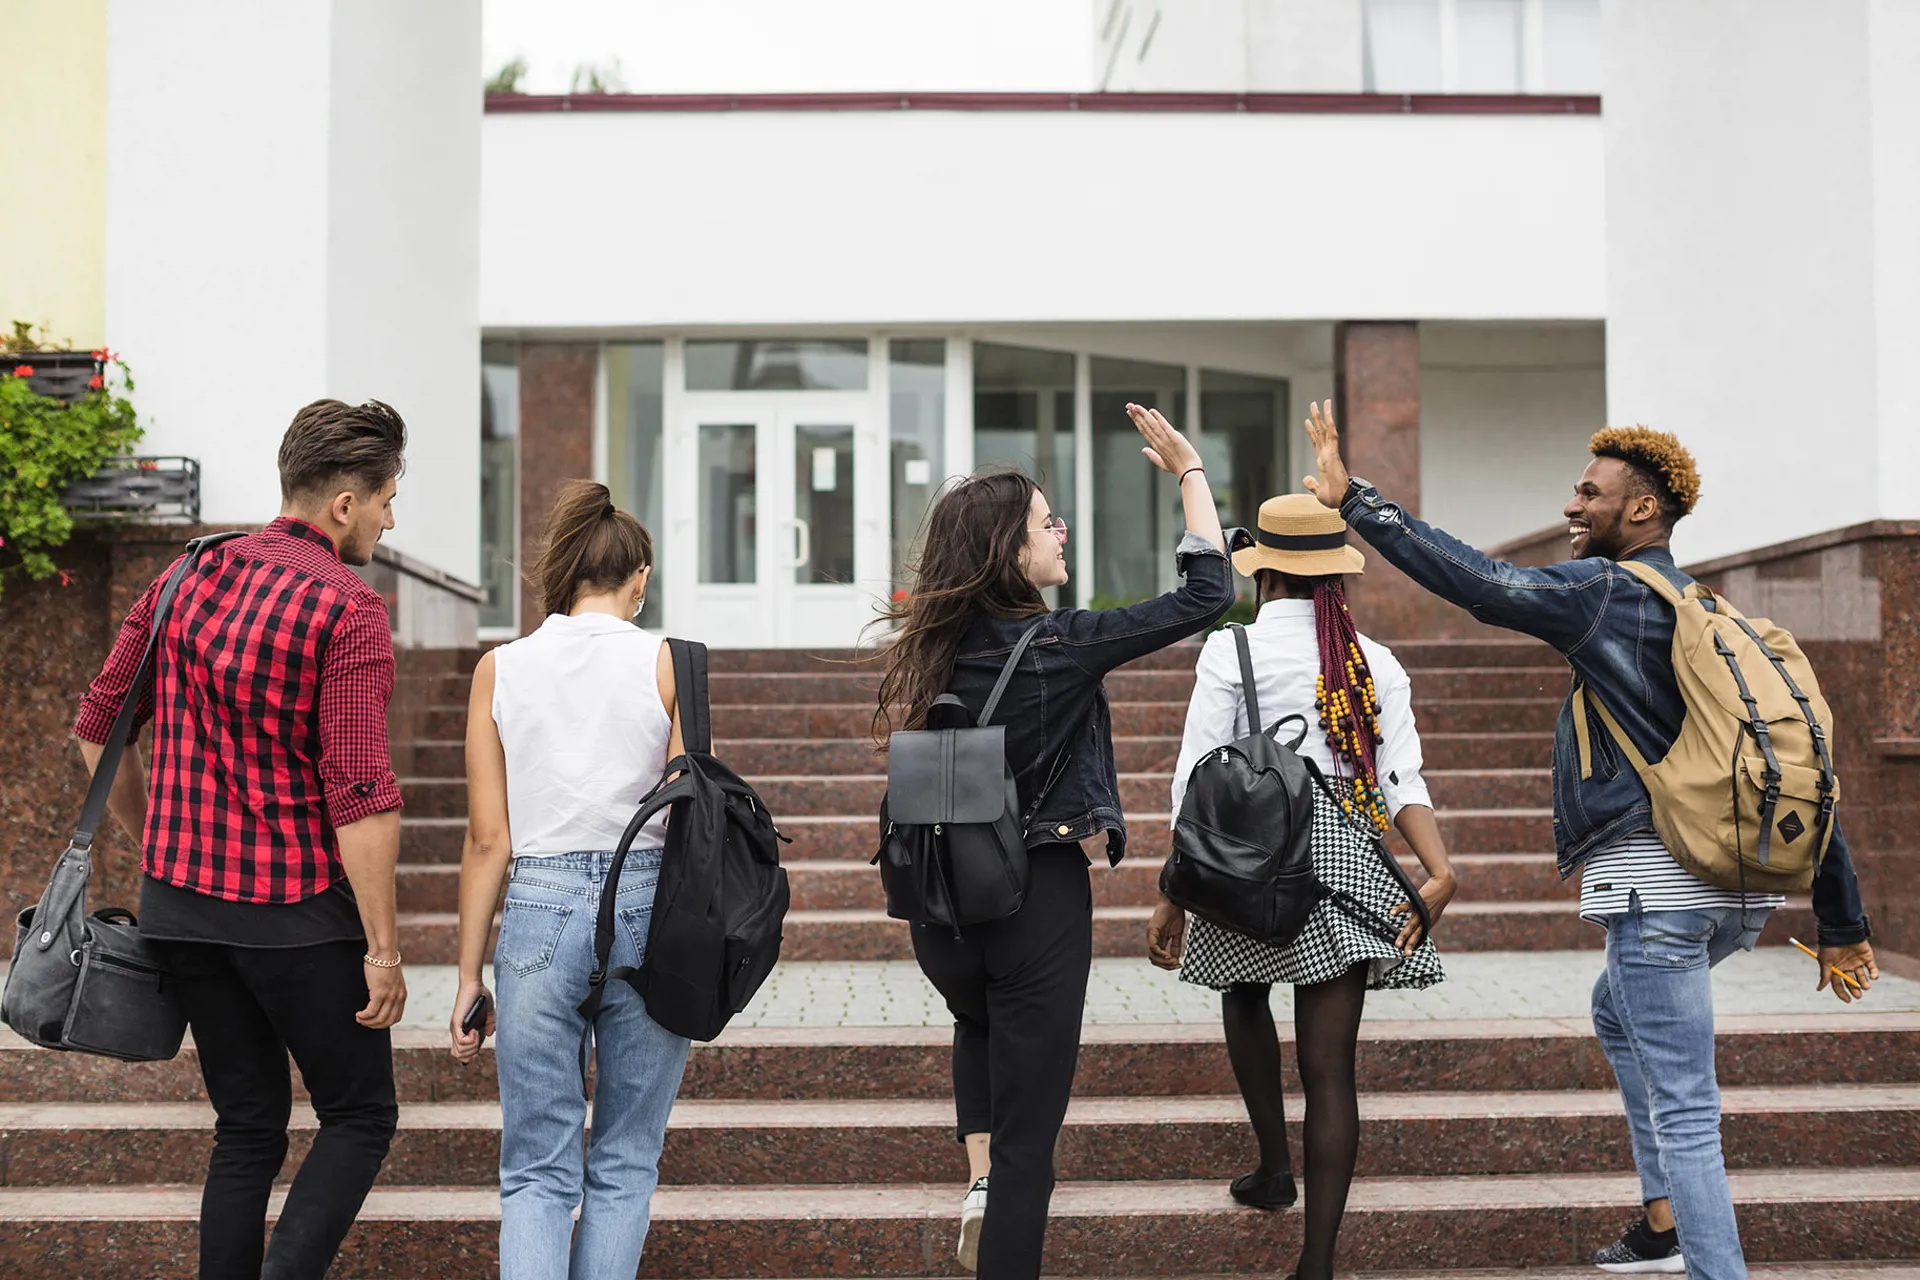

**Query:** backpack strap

left=1728, top=617, right=1837, bottom=851
left=669, top=638, right=712, bottom=754
left=977, top=619, right=1047, bottom=728
left=73, top=532, right=241, bottom=852
left=1231, top=623, right=1263, bottom=738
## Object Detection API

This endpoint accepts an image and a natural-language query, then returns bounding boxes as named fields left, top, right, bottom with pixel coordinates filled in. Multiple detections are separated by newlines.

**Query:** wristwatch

left=1344, top=476, right=1375, bottom=504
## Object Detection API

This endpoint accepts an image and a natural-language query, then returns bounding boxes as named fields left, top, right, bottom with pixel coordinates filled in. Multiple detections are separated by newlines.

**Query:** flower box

left=62, top=457, right=201, bottom=521
left=0, top=351, right=102, bottom=404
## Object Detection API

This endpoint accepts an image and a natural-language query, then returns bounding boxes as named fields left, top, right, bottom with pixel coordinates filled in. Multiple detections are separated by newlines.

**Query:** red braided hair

left=1312, top=577, right=1391, bottom=832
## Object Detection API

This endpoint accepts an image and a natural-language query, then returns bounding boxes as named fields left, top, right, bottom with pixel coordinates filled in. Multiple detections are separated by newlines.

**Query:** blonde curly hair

left=1589, top=425, right=1701, bottom=524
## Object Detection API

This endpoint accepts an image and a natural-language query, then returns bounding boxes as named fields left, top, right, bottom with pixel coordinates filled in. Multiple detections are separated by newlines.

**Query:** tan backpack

left=1571, top=559, right=1838, bottom=893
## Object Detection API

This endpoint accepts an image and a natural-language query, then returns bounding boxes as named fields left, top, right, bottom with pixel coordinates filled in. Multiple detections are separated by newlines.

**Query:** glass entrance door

left=674, top=393, right=881, bottom=647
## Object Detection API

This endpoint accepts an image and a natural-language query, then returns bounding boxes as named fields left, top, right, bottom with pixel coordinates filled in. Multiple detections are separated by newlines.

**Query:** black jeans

left=155, top=938, right=398, bottom=1280
left=911, top=845, right=1093, bottom=1280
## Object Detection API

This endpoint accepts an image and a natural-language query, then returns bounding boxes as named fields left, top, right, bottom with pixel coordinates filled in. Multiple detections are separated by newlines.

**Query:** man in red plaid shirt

left=76, top=399, right=409, bottom=1280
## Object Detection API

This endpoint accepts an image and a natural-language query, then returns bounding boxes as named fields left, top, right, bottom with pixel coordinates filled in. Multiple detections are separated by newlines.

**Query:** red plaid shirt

left=74, top=517, right=403, bottom=903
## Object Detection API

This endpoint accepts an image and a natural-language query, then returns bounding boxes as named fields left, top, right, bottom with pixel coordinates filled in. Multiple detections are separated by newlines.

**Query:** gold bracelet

left=363, top=952, right=403, bottom=969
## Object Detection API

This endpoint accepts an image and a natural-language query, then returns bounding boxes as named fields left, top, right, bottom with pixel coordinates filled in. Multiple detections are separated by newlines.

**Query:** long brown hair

left=875, top=468, right=1048, bottom=741
left=531, top=480, right=654, bottom=617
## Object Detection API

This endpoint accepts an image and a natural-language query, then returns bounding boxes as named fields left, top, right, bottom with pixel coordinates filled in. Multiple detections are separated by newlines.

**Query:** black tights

left=1221, top=965, right=1369, bottom=1280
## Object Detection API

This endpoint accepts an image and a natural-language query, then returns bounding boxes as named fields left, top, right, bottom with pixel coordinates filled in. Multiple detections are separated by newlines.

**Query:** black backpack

left=1161, top=624, right=1432, bottom=949
left=577, top=639, right=790, bottom=1057
left=873, top=620, right=1047, bottom=931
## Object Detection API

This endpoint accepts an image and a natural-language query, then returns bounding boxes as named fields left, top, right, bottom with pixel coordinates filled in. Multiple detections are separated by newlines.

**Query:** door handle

left=790, top=518, right=811, bottom=569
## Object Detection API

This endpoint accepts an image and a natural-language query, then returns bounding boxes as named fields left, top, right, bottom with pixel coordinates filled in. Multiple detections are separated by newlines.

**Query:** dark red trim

left=485, top=90, right=1598, bottom=116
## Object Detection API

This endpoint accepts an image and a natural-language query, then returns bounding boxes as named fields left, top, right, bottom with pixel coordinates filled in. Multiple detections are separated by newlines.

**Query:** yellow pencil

left=1789, top=937, right=1862, bottom=991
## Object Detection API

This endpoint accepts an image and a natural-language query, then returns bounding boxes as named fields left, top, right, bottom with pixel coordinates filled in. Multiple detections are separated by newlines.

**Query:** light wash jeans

left=495, top=849, right=691, bottom=1280
left=1591, top=892, right=1770, bottom=1280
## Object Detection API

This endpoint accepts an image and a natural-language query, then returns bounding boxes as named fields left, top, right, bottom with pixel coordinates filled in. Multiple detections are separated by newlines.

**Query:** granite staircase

left=2, top=639, right=1916, bottom=1275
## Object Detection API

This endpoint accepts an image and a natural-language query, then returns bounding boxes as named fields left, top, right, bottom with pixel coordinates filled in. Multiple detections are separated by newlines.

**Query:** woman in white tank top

left=446, top=481, right=687, bottom=1280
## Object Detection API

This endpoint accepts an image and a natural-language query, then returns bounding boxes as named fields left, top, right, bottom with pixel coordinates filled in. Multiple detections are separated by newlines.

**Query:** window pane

left=479, top=341, right=518, bottom=630
left=606, top=343, right=665, bottom=629
left=972, top=342, right=1078, bottom=606
left=795, top=423, right=855, bottom=585
left=1362, top=0, right=1442, bottom=93
left=685, top=339, right=869, bottom=391
left=1199, top=370, right=1289, bottom=536
left=1091, top=356, right=1184, bottom=605
left=889, top=339, right=945, bottom=593
left=1540, top=0, right=1602, bottom=93
left=1457, top=0, right=1524, bottom=93
left=699, top=423, right=757, bottom=583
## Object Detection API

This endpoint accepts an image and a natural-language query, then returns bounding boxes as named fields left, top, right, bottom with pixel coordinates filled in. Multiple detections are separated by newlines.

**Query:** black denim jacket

left=1341, top=484, right=1868, bottom=945
left=943, top=531, right=1238, bottom=865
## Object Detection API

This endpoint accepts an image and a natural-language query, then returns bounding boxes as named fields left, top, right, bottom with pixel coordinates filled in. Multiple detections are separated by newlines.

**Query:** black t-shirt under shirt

left=138, top=876, right=364, bottom=949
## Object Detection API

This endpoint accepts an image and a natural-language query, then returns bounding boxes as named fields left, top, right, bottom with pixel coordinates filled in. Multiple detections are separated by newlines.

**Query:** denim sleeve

left=1340, top=484, right=1614, bottom=655
left=1811, top=818, right=1869, bottom=946
left=1053, top=530, right=1237, bottom=677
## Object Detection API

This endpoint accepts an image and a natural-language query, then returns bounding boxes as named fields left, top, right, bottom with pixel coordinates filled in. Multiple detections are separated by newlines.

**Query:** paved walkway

left=401, top=948, right=1920, bottom=1031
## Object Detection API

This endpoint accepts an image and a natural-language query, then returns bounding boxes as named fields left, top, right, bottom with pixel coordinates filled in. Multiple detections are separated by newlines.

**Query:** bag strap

left=1231, top=623, right=1263, bottom=737
left=73, top=532, right=240, bottom=852
left=977, top=619, right=1047, bottom=728
left=1728, top=616, right=1837, bottom=852
left=668, top=638, right=712, bottom=754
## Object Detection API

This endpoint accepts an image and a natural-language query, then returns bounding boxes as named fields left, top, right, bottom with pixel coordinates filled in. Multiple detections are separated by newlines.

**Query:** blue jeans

left=1591, top=894, right=1769, bottom=1280
left=495, top=849, right=691, bottom=1280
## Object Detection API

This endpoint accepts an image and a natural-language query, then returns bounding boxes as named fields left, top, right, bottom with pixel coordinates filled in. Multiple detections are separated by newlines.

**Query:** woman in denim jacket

left=448, top=481, right=688, bottom=1280
left=877, top=404, right=1233, bottom=1277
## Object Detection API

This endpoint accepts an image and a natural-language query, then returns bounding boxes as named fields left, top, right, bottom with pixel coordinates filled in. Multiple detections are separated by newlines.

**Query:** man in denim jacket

left=1299, top=403, right=1877, bottom=1280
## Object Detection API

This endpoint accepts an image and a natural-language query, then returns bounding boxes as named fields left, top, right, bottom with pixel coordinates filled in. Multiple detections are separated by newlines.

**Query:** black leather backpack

left=1160, top=624, right=1330, bottom=946
left=577, top=639, right=789, bottom=1060
left=873, top=620, right=1047, bottom=931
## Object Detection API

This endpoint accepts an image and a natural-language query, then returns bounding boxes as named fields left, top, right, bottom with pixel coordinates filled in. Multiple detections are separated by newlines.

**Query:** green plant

left=0, top=336, right=144, bottom=597
left=569, top=57, right=626, bottom=94
left=486, top=55, right=527, bottom=95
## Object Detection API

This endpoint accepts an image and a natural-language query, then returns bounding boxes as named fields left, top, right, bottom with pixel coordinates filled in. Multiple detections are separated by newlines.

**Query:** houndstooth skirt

left=1178, top=786, right=1446, bottom=992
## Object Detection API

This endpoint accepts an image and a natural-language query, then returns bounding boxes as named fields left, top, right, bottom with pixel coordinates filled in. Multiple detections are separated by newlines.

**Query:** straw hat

left=1230, top=493, right=1366, bottom=578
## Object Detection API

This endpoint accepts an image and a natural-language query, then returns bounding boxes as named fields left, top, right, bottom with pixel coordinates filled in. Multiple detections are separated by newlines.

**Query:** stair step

left=411, top=697, right=1566, bottom=742
left=6, top=1169, right=1915, bottom=1275
left=5, top=1085, right=1914, bottom=1187
left=387, top=899, right=1817, bottom=964
left=11, top=1014, right=1917, bottom=1105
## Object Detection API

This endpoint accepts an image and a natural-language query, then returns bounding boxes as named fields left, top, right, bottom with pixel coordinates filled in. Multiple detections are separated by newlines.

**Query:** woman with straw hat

left=1147, top=492, right=1457, bottom=1280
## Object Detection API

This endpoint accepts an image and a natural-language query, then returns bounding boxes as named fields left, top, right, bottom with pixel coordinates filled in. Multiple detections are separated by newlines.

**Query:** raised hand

left=1301, top=399, right=1351, bottom=509
left=1127, top=403, right=1203, bottom=477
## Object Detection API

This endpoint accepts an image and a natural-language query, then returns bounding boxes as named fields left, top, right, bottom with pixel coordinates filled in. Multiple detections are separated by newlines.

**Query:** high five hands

left=1301, top=400, right=1351, bottom=510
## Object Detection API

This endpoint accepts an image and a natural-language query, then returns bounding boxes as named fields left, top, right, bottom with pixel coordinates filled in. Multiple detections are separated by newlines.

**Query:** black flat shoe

left=1228, top=1168, right=1297, bottom=1209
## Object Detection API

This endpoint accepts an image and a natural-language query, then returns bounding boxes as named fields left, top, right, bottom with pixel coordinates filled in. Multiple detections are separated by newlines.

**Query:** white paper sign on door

left=903, top=458, right=932, bottom=485
left=812, top=446, right=838, bottom=492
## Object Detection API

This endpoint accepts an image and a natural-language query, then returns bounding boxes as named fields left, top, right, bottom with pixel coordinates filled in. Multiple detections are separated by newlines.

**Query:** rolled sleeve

left=74, top=566, right=173, bottom=743
left=1371, top=649, right=1432, bottom=820
left=318, top=595, right=402, bottom=828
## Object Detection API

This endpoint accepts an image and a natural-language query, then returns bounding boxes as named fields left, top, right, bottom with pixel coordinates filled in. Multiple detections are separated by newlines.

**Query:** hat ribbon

left=1255, top=528, right=1348, bottom=552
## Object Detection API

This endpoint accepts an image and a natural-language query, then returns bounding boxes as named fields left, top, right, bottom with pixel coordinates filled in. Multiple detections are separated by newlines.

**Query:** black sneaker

left=1593, top=1216, right=1685, bottom=1273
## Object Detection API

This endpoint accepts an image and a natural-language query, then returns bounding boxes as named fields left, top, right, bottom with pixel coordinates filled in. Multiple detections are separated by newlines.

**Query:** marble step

left=396, top=851, right=1578, bottom=915
left=10, top=1014, right=1917, bottom=1106
left=386, top=900, right=1820, bottom=965
left=4, top=1084, right=1915, bottom=1187
left=397, top=809, right=1562, bottom=865
left=6, top=1168, right=1915, bottom=1276
left=410, top=696, right=1567, bottom=742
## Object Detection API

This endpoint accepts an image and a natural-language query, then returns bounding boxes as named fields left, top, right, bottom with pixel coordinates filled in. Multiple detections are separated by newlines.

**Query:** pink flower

left=12, top=365, right=33, bottom=378
left=89, top=374, right=104, bottom=390
left=59, top=571, right=72, bottom=587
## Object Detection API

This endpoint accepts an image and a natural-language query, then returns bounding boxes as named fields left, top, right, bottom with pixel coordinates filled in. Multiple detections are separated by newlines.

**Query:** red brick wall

left=516, top=343, right=598, bottom=635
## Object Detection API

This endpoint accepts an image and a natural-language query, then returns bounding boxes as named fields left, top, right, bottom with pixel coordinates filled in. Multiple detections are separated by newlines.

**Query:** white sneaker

left=957, top=1175, right=988, bottom=1271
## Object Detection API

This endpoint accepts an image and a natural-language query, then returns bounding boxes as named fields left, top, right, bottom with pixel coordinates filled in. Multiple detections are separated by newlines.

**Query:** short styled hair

left=278, top=399, right=408, bottom=503
left=1589, top=425, right=1700, bottom=528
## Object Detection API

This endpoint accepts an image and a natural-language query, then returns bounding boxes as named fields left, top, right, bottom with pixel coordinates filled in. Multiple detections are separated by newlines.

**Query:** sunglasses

left=1031, top=514, right=1069, bottom=544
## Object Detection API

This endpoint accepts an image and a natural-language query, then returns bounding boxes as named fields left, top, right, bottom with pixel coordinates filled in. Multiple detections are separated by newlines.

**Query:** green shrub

left=0, top=337, right=144, bottom=597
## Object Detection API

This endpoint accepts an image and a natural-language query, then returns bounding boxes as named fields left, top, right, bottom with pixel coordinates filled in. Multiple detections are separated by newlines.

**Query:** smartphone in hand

left=460, top=991, right=492, bottom=1037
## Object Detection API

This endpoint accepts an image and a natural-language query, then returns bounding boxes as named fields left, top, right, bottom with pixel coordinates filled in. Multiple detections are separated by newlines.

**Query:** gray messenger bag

left=1, top=533, right=236, bottom=1061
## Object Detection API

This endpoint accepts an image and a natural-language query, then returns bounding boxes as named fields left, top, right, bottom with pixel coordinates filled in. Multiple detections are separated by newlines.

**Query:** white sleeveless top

left=491, top=612, right=673, bottom=856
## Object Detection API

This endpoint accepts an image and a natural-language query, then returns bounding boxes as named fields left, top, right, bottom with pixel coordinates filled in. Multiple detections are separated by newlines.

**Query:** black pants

left=154, top=939, right=398, bottom=1280
left=911, top=845, right=1094, bottom=1280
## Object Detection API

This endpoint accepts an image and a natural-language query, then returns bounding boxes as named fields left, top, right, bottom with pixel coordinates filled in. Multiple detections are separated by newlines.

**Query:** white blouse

left=491, top=612, right=674, bottom=856
left=1171, top=598, right=1433, bottom=823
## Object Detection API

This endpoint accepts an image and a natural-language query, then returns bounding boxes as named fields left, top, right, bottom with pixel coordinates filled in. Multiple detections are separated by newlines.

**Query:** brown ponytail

left=531, top=480, right=654, bottom=617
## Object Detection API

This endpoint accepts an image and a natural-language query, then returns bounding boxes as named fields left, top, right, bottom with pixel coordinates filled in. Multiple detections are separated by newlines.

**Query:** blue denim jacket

left=1341, top=485, right=1868, bottom=945
left=943, top=531, right=1237, bottom=865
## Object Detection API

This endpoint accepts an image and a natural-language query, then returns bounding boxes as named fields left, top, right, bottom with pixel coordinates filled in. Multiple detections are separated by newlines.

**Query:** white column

left=1073, top=353, right=1094, bottom=599
left=105, top=0, right=481, bottom=580
left=944, top=336, right=974, bottom=483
